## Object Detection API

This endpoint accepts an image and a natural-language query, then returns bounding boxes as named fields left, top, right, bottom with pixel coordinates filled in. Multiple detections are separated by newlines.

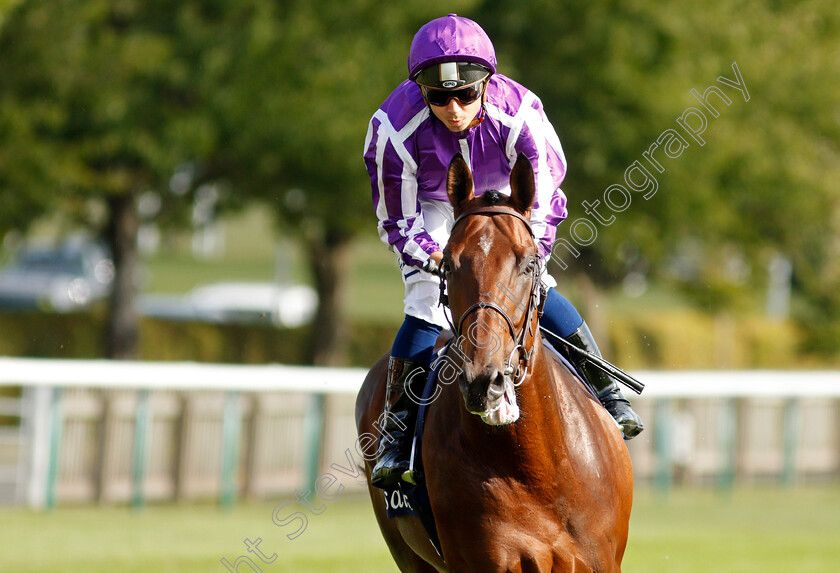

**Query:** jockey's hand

left=422, top=251, right=445, bottom=277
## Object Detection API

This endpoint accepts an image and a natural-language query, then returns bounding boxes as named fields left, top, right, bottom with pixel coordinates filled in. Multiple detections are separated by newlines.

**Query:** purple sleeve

left=364, top=109, right=440, bottom=269
left=512, top=94, right=568, bottom=258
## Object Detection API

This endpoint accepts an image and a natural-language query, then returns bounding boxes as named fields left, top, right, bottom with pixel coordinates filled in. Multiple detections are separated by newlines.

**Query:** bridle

left=439, top=206, right=546, bottom=386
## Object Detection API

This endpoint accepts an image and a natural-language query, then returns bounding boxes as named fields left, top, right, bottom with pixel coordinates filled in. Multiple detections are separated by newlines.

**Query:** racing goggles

left=420, top=80, right=486, bottom=107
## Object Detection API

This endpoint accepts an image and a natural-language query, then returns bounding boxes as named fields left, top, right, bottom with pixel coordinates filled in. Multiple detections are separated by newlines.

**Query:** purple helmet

left=407, top=14, right=497, bottom=82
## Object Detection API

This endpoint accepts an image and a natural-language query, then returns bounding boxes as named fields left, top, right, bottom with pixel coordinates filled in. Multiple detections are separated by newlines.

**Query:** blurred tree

left=0, top=0, right=216, bottom=358
left=5, top=0, right=834, bottom=363
left=478, top=0, right=840, bottom=354
left=0, top=0, right=481, bottom=365
left=194, top=0, right=479, bottom=365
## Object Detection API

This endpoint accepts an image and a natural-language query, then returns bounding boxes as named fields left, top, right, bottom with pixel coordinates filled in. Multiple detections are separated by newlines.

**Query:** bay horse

left=356, top=154, right=633, bottom=572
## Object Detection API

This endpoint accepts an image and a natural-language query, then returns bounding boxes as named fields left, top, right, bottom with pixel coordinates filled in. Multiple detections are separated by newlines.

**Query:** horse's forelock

left=480, top=190, right=506, bottom=206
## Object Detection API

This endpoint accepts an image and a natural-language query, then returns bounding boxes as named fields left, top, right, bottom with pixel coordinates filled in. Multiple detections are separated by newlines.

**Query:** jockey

left=363, top=14, right=643, bottom=489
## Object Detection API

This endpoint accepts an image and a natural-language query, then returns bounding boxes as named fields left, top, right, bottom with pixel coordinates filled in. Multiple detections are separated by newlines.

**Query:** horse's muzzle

left=459, top=366, right=503, bottom=411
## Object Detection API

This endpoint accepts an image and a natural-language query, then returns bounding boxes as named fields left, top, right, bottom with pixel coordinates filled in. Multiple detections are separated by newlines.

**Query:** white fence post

left=22, top=386, right=56, bottom=510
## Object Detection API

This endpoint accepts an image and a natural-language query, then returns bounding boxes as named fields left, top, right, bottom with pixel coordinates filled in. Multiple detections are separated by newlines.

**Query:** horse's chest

left=428, top=474, right=606, bottom=571
left=437, top=512, right=594, bottom=572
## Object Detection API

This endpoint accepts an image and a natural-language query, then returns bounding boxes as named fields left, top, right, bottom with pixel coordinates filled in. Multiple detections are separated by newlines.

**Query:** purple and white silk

left=363, top=73, right=569, bottom=270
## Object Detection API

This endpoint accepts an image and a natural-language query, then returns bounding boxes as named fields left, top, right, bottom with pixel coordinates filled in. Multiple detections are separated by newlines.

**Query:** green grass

left=141, top=252, right=278, bottom=294
left=624, top=486, right=840, bottom=573
left=0, top=495, right=392, bottom=573
left=140, top=207, right=294, bottom=295
left=2, top=487, right=839, bottom=572
left=343, top=237, right=405, bottom=324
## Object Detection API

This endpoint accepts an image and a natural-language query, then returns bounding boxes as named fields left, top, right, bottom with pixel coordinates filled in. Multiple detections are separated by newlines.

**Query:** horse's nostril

left=487, top=371, right=505, bottom=399
left=494, top=369, right=507, bottom=386
left=459, top=367, right=507, bottom=414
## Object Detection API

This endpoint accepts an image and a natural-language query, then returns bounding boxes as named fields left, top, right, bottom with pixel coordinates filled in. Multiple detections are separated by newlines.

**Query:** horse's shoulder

left=542, top=347, right=593, bottom=400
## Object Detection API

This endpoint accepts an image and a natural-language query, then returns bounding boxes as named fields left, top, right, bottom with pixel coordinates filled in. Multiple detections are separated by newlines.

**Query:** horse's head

left=442, top=153, right=542, bottom=426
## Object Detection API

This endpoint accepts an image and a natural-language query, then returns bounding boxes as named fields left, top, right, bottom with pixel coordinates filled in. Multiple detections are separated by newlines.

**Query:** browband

left=451, top=206, right=534, bottom=238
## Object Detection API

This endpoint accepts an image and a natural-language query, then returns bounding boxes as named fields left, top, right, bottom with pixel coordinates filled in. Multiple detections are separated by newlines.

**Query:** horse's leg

left=357, top=356, right=444, bottom=573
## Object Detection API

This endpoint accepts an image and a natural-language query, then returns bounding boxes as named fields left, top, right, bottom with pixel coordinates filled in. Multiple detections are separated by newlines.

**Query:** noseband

left=439, top=206, right=546, bottom=386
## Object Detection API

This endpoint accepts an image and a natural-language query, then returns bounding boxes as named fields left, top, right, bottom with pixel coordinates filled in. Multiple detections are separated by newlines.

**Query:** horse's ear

left=510, top=153, right=536, bottom=216
left=447, top=153, right=474, bottom=214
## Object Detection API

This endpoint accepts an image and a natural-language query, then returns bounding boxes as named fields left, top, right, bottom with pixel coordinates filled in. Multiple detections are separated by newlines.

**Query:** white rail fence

left=0, top=357, right=838, bottom=509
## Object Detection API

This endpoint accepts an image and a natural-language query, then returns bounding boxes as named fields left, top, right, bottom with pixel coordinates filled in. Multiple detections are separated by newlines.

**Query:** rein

left=439, top=206, right=546, bottom=386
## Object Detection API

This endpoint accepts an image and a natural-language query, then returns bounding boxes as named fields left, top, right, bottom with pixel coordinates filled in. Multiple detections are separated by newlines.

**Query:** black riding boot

left=562, top=323, right=644, bottom=440
left=370, top=357, right=427, bottom=489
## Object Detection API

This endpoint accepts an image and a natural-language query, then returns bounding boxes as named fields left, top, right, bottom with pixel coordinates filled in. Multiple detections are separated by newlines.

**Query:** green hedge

left=607, top=311, right=806, bottom=369
left=0, top=311, right=104, bottom=359
left=0, top=309, right=835, bottom=368
left=0, top=311, right=394, bottom=366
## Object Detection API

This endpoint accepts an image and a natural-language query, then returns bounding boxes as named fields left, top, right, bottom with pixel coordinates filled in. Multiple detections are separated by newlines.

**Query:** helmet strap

left=466, top=83, right=490, bottom=129
left=466, top=103, right=486, bottom=129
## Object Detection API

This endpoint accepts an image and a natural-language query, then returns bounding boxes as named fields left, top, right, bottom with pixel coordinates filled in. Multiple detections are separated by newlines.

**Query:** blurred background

left=0, top=0, right=838, bottom=572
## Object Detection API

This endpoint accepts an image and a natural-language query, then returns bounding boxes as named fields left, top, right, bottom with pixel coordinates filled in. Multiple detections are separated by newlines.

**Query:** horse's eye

left=521, top=255, right=539, bottom=274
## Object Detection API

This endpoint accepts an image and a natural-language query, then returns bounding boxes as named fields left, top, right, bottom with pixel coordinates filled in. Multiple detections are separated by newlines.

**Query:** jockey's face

left=429, top=95, right=483, bottom=133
